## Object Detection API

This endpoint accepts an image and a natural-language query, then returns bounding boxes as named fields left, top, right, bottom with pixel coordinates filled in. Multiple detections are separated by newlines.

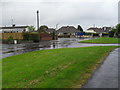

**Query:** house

left=45, top=28, right=58, bottom=40
left=0, top=24, right=28, bottom=33
left=85, top=27, right=111, bottom=37
left=57, top=26, right=81, bottom=37
left=0, top=25, right=29, bottom=40
left=38, top=28, right=58, bottom=41
left=45, top=28, right=56, bottom=34
left=102, top=27, right=112, bottom=33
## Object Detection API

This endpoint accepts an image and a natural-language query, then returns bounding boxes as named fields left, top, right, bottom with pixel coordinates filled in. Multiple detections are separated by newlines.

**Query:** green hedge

left=30, top=33, right=39, bottom=42
left=23, top=32, right=39, bottom=42
left=7, top=36, right=14, bottom=44
left=23, top=32, right=30, bottom=40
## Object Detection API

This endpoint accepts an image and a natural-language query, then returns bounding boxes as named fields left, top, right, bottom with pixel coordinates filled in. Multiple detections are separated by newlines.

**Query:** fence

left=1, top=32, right=23, bottom=40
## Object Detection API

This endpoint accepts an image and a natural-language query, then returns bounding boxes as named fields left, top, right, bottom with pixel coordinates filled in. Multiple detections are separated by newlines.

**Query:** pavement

left=83, top=48, right=119, bottom=88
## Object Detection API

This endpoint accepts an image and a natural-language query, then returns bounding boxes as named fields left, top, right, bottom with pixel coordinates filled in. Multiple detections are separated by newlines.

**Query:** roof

left=45, top=28, right=55, bottom=33
left=57, top=26, right=81, bottom=33
left=0, top=26, right=28, bottom=29
left=102, top=27, right=112, bottom=32
left=87, top=27, right=104, bottom=33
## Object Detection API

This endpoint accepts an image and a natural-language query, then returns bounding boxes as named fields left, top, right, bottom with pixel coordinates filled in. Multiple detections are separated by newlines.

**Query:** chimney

left=12, top=24, right=15, bottom=27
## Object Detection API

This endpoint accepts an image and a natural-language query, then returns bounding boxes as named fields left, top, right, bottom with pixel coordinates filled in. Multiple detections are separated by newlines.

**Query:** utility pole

left=56, top=24, right=58, bottom=30
left=11, top=19, right=13, bottom=25
left=55, top=24, right=59, bottom=40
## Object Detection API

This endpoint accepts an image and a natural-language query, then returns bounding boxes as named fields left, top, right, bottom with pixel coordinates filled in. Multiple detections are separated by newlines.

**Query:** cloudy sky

left=1, top=0, right=119, bottom=30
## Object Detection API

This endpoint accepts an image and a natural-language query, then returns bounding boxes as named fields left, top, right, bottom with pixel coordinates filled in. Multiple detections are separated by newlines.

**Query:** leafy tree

left=109, top=24, right=120, bottom=37
left=38, top=25, right=48, bottom=32
left=27, top=26, right=35, bottom=32
left=52, top=31, right=55, bottom=40
left=116, top=24, right=120, bottom=35
left=77, top=25, right=83, bottom=32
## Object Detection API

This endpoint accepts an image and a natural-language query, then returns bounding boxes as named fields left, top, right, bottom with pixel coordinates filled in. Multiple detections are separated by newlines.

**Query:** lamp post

left=37, top=10, right=39, bottom=31
left=37, top=10, right=40, bottom=41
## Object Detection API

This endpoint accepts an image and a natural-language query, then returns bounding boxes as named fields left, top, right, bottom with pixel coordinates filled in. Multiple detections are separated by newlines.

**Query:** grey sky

left=1, top=0, right=119, bottom=30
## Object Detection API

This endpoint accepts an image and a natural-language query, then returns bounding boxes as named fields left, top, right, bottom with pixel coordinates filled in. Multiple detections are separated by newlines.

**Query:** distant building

left=45, top=28, right=58, bottom=40
left=57, top=26, right=81, bottom=37
left=45, top=28, right=56, bottom=34
left=102, top=27, right=112, bottom=33
left=86, top=27, right=104, bottom=33
left=0, top=24, right=28, bottom=33
left=85, top=27, right=112, bottom=37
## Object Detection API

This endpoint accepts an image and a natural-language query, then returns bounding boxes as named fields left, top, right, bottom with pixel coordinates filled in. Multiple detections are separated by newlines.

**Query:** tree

left=27, top=26, right=35, bottom=32
left=109, top=24, right=120, bottom=37
left=38, top=25, right=48, bottom=32
left=116, top=24, right=120, bottom=35
left=77, top=25, right=83, bottom=32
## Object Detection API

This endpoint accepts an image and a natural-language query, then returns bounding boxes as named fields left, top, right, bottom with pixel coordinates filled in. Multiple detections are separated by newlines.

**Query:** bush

left=30, top=33, right=39, bottom=42
left=85, top=33, right=92, bottom=35
left=50, top=32, right=55, bottom=40
left=7, top=36, right=13, bottom=44
left=23, top=32, right=30, bottom=40
left=109, top=31, right=114, bottom=37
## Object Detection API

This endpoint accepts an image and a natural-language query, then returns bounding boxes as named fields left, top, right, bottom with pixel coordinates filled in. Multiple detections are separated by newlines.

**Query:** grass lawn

left=80, top=37, right=120, bottom=44
left=2, top=46, right=118, bottom=88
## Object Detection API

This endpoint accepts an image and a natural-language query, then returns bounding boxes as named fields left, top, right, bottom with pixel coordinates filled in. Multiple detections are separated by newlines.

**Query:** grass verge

left=2, top=46, right=118, bottom=88
left=80, top=37, right=120, bottom=44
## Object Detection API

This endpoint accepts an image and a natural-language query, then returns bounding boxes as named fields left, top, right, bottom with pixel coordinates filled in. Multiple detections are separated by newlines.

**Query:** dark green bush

left=109, top=31, right=114, bottom=37
left=7, top=36, right=13, bottom=44
left=30, top=33, right=39, bottom=42
left=85, top=33, right=92, bottom=35
left=23, top=32, right=30, bottom=40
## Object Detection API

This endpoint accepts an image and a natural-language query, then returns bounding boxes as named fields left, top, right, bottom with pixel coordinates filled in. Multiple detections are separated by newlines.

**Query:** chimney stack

left=12, top=24, right=15, bottom=27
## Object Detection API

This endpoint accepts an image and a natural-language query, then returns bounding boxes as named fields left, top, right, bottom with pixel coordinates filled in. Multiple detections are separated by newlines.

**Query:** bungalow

left=0, top=25, right=29, bottom=40
left=102, top=27, right=112, bottom=33
left=0, top=24, right=28, bottom=33
left=45, top=28, right=56, bottom=34
left=57, top=26, right=81, bottom=37
left=85, top=27, right=111, bottom=37
left=45, top=28, right=58, bottom=40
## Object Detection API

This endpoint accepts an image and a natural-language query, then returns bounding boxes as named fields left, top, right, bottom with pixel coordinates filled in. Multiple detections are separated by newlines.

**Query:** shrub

left=85, top=33, right=92, bottom=35
left=23, top=32, right=30, bottom=40
left=30, top=33, right=39, bottom=42
left=7, top=36, right=13, bottom=44
left=109, top=31, right=114, bottom=37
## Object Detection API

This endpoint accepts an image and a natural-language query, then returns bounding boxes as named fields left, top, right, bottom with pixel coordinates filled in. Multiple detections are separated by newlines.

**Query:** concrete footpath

left=83, top=48, right=119, bottom=88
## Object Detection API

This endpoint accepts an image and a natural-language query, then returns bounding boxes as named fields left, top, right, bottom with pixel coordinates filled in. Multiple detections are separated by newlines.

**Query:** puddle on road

left=1, top=38, right=119, bottom=58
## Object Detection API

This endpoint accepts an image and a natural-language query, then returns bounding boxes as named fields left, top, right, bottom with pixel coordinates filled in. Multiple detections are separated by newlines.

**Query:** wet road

left=2, top=38, right=119, bottom=58
left=83, top=48, right=119, bottom=88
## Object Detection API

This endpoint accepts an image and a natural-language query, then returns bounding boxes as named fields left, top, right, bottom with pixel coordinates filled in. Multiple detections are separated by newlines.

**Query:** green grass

left=2, top=46, right=118, bottom=88
left=80, top=37, right=120, bottom=44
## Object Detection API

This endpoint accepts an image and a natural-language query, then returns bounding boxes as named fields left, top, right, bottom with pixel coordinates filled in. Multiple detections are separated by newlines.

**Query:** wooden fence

left=0, top=33, right=23, bottom=40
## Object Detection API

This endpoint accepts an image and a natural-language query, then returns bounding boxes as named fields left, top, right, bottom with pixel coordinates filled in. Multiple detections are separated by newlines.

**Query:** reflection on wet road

left=2, top=38, right=119, bottom=58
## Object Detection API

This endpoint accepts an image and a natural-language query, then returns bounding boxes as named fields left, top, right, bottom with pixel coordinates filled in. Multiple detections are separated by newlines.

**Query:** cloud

left=1, top=0, right=118, bottom=30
